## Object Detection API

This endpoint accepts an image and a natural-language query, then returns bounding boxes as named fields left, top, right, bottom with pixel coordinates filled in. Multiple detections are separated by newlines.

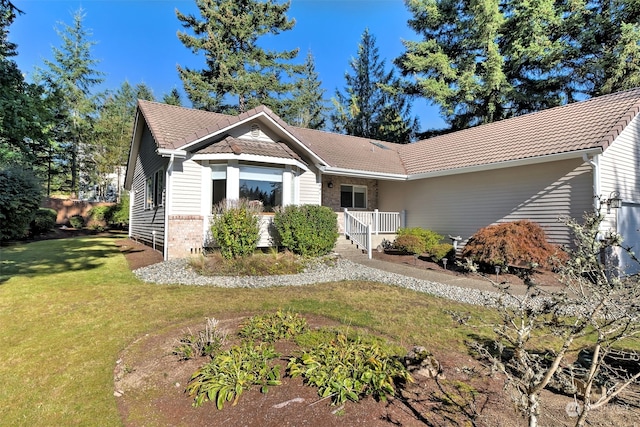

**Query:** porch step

left=333, top=235, right=396, bottom=258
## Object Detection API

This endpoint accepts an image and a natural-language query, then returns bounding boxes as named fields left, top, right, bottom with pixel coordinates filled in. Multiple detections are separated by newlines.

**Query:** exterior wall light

left=327, top=181, right=333, bottom=188
left=606, top=191, right=622, bottom=213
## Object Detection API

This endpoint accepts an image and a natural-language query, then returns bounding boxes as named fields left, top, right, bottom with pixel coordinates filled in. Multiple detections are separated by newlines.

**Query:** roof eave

left=407, top=148, right=604, bottom=180
left=319, top=165, right=408, bottom=181
left=192, top=153, right=310, bottom=172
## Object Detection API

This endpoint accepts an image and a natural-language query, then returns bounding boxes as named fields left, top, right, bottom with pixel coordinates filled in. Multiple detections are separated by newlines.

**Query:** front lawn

left=0, top=235, right=490, bottom=426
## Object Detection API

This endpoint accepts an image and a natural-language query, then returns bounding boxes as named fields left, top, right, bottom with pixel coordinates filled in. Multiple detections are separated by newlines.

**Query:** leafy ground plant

left=173, top=317, right=228, bottom=360
left=186, top=342, right=281, bottom=409
left=288, top=328, right=413, bottom=405
left=238, top=309, right=308, bottom=343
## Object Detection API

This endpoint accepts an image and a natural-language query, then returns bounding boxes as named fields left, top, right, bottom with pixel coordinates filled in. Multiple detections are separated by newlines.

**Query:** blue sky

left=11, top=0, right=445, bottom=130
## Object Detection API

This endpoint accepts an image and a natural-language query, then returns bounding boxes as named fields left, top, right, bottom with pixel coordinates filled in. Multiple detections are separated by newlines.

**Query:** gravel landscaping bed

left=133, top=257, right=502, bottom=307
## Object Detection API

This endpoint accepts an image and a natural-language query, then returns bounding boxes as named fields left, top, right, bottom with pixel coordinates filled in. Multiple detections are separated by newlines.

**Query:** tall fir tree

left=0, top=3, right=50, bottom=167
left=331, top=29, right=418, bottom=143
left=162, top=87, right=183, bottom=106
left=37, top=8, right=103, bottom=197
left=92, top=81, right=155, bottom=200
left=286, top=50, right=326, bottom=129
left=176, top=0, right=301, bottom=116
left=397, top=0, right=640, bottom=131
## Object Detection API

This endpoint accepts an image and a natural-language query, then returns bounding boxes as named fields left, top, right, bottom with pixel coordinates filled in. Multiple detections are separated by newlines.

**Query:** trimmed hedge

left=211, top=199, right=260, bottom=259
left=274, top=205, right=338, bottom=257
left=396, top=227, right=443, bottom=254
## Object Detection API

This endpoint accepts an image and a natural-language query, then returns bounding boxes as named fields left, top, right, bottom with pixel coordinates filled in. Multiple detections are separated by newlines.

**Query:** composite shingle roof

left=289, top=127, right=406, bottom=175
left=194, top=135, right=304, bottom=163
left=136, top=88, right=640, bottom=177
left=399, top=87, right=640, bottom=175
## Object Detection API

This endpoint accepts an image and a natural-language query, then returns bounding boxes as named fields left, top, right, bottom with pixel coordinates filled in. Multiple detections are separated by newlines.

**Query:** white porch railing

left=344, top=209, right=404, bottom=258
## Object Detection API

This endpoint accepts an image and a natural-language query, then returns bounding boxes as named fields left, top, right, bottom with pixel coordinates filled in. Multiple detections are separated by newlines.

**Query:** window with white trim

left=239, top=165, right=283, bottom=211
left=340, top=184, right=366, bottom=209
left=145, top=168, right=164, bottom=209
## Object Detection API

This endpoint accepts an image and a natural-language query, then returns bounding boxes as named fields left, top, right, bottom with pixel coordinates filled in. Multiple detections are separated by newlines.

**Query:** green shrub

left=274, top=205, right=338, bottom=257
left=0, top=166, right=42, bottom=240
left=69, top=214, right=84, bottom=229
left=394, top=234, right=425, bottom=254
left=186, top=342, right=281, bottom=409
left=211, top=199, right=260, bottom=259
left=397, top=227, right=443, bottom=253
left=238, top=310, right=308, bottom=343
left=88, top=205, right=113, bottom=223
left=287, top=329, right=412, bottom=405
left=461, top=220, right=566, bottom=270
left=111, top=192, right=130, bottom=227
left=30, top=208, right=57, bottom=235
left=429, top=243, right=455, bottom=262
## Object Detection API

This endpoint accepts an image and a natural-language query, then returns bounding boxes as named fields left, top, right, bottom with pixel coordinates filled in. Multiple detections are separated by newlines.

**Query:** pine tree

left=0, top=3, right=49, bottom=166
left=176, top=0, right=301, bottom=115
left=37, top=8, right=104, bottom=197
left=286, top=50, right=326, bottom=129
left=331, top=29, right=418, bottom=143
left=162, top=88, right=182, bottom=106
left=397, top=0, right=640, bottom=131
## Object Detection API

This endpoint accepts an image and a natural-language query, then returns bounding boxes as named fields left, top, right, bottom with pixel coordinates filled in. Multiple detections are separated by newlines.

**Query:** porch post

left=374, top=209, right=379, bottom=235
left=366, top=224, right=372, bottom=259
left=400, top=209, right=406, bottom=229
left=343, top=208, right=349, bottom=237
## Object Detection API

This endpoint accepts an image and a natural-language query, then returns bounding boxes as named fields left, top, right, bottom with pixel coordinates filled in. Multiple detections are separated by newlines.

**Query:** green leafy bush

left=288, top=329, right=412, bottom=405
left=396, top=227, right=443, bottom=253
left=393, top=234, right=425, bottom=254
left=238, top=310, right=308, bottom=343
left=69, top=214, right=84, bottom=229
left=111, top=192, right=129, bottom=227
left=461, top=220, right=566, bottom=270
left=30, top=208, right=57, bottom=235
left=186, top=342, right=281, bottom=409
left=211, top=199, right=260, bottom=259
left=88, top=205, right=113, bottom=223
left=429, top=243, right=455, bottom=262
left=0, top=166, right=42, bottom=240
left=274, top=205, right=338, bottom=257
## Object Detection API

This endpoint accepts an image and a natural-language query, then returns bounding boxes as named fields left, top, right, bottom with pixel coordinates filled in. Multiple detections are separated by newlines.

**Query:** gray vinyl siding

left=130, top=125, right=168, bottom=249
left=298, top=168, right=321, bottom=205
left=378, top=158, right=593, bottom=247
left=170, top=158, right=204, bottom=215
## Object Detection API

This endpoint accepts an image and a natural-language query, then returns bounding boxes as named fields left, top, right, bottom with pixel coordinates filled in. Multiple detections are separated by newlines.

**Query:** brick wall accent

left=321, top=175, right=379, bottom=212
left=167, top=215, right=204, bottom=259
left=42, top=197, right=114, bottom=224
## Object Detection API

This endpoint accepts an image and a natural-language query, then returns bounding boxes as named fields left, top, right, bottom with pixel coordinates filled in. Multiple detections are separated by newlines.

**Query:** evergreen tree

left=162, top=87, right=182, bottom=106
left=397, top=0, right=640, bottom=131
left=331, top=29, right=418, bottom=143
left=92, top=81, right=155, bottom=200
left=176, top=0, right=301, bottom=116
left=37, top=8, right=104, bottom=197
left=0, top=3, right=49, bottom=167
left=287, top=50, right=326, bottom=129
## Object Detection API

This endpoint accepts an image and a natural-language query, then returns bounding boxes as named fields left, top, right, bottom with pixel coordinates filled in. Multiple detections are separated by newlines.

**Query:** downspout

left=583, top=153, right=600, bottom=212
left=163, top=154, right=175, bottom=261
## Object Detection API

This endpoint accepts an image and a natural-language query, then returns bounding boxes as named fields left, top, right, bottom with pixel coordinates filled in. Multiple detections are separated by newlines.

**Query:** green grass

left=0, top=235, right=493, bottom=426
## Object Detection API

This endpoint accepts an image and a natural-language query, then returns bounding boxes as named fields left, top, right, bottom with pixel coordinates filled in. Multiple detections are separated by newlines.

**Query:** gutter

left=157, top=148, right=187, bottom=158
left=583, top=153, right=601, bottom=212
left=163, top=153, right=176, bottom=261
left=317, top=165, right=408, bottom=181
